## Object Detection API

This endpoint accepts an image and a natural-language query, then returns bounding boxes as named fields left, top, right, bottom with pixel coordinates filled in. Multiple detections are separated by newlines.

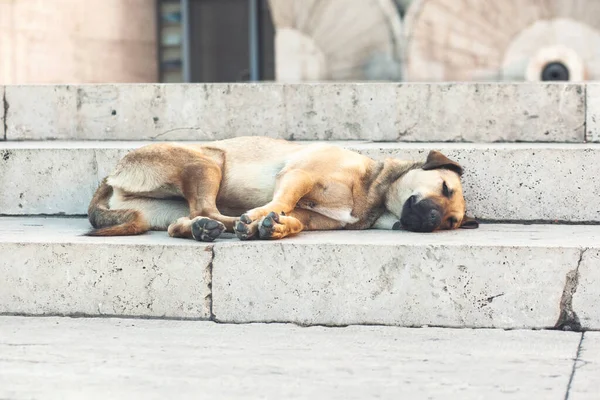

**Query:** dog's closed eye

left=442, top=181, right=453, bottom=198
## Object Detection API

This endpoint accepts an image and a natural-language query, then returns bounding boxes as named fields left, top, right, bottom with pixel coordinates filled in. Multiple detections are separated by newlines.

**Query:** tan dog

left=87, top=137, right=478, bottom=241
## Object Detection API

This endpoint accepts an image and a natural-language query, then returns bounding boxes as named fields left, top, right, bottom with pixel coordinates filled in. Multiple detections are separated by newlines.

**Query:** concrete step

left=1, top=141, right=599, bottom=222
left=0, top=316, right=592, bottom=400
left=0, top=83, right=593, bottom=142
left=1, top=217, right=598, bottom=330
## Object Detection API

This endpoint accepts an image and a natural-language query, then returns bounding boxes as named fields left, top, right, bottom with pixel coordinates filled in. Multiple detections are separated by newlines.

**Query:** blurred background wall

left=0, top=0, right=158, bottom=84
left=1, top=0, right=598, bottom=84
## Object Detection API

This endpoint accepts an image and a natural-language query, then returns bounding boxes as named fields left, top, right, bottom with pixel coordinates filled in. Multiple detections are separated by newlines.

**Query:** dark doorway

left=187, top=0, right=275, bottom=82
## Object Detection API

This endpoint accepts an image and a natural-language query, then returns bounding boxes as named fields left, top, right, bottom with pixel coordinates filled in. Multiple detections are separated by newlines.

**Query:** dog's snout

left=400, top=197, right=443, bottom=232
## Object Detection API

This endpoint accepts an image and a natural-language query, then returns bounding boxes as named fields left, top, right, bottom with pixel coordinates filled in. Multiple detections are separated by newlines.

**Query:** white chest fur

left=299, top=203, right=359, bottom=225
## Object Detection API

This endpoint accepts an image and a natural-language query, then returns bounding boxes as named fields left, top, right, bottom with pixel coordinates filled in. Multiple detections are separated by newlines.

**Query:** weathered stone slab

left=2, top=142, right=600, bottom=223
left=212, top=226, right=592, bottom=329
left=0, top=142, right=135, bottom=215
left=585, top=83, right=600, bottom=142
left=2, top=218, right=600, bottom=329
left=0, top=218, right=211, bottom=318
left=573, top=249, right=600, bottom=330
left=282, top=83, right=397, bottom=140
left=0, top=146, right=99, bottom=215
left=389, top=83, right=585, bottom=142
left=4, top=83, right=586, bottom=142
left=5, top=84, right=288, bottom=141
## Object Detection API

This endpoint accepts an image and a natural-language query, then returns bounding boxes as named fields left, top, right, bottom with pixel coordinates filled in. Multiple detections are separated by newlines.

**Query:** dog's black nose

left=400, top=197, right=443, bottom=232
left=422, top=209, right=441, bottom=231
left=429, top=210, right=439, bottom=222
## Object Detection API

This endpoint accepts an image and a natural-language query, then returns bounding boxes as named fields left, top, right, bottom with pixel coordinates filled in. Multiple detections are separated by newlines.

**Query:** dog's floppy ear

left=460, top=216, right=479, bottom=229
left=422, top=150, right=463, bottom=176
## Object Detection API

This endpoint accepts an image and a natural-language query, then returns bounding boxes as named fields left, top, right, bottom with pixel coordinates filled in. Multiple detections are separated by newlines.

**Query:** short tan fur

left=87, top=137, right=478, bottom=241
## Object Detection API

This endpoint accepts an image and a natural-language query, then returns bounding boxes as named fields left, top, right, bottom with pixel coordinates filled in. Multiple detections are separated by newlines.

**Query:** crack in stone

left=555, top=249, right=585, bottom=331
left=150, top=127, right=204, bottom=140
left=564, top=333, right=585, bottom=400
left=205, top=246, right=215, bottom=321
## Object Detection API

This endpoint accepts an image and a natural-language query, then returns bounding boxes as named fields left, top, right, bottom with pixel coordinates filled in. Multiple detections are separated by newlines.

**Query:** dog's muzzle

left=400, top=195, right=442, bottom=232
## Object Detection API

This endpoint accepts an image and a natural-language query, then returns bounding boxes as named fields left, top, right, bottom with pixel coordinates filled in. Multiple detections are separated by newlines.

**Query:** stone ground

left=0, top=317, right=598, bottom=399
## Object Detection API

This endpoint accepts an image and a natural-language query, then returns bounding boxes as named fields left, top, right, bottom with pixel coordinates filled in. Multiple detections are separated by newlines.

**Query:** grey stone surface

left=2, top=217, right=600, bottom=327
left=0, top=147, right=100, bottom=215
left=0, top=218, right=211, bottom=318
left=0, top=317, right=581, bottom=400
left=2, top=141, right=600, bottom=223
left=4, top=83, right=586, bottom=142
left=569, top=333, right=600, bottom=400
left=586, top=84, right=600, bottom=142
left=573, top=249, right=600, bottom=330
left=212, top=229, right=585, bottom=328
left=5, top=84, right=288, bottom=141
left=0, top=143, right=133, bottom=215
left=389, top=83, right=585, bottom=142
left=283, top=84, right=397, bottom=140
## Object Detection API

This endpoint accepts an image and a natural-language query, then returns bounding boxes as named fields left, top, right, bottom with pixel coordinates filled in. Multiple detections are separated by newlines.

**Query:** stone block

left=212, top=228, right=583, bottom=328
left=0, top=218, right=211, bottom=318
left=5, top=85, right=288, bottom=140
left=389, top=83, right=585, bottom=142
left=573, top=249, right=600, bottom=330
left=4, top=83, right=586, bottom=141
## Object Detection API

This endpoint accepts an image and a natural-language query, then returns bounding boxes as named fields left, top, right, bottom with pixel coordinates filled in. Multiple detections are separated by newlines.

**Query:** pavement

left=0, top=316, right=597, bottom=399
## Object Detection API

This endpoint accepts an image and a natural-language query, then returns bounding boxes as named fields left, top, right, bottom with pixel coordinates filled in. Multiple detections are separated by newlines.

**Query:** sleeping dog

left=87, top=137, right=478, bottom=241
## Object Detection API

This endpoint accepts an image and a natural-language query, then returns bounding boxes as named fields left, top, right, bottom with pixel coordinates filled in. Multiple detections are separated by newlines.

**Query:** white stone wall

left=0, top=0, right=158, bottom=84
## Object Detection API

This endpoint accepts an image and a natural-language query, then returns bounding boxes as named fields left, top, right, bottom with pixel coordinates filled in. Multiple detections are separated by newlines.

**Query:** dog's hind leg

left=180, top=161, right=238, bottom=237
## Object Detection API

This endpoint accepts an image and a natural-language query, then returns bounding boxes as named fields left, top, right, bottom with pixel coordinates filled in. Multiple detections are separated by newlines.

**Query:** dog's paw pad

left=234, top=218, right=257, bottom=241
left=191, top=218, right=225, bottom=242
left=259, top=213, right=281, bottom=240
left=235, top=220, right=247, bottom=233
left=240, top=214, right=252, bottom=224
left=261, top=216, right=274, bottom=228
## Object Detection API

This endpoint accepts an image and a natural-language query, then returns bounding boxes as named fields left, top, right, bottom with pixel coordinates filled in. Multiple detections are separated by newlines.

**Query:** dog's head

left=386, top=150, right=479, bottom=232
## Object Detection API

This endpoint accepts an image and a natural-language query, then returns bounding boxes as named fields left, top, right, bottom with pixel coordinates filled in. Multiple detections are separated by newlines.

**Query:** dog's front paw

left=234, top=213, right=259, bottom=240
left=258, top=212, right=283, bottom=240
left=191, top=217, right=225, bottom=242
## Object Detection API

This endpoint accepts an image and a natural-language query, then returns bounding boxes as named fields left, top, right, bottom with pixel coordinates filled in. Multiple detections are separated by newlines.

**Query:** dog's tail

left=86, top=178, right=150, bottom=236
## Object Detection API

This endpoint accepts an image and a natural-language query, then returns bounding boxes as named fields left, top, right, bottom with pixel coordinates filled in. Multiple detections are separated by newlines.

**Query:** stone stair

left=2, top=141, right=599, bottom=221
left=1, top=83, right=598, bottom=331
